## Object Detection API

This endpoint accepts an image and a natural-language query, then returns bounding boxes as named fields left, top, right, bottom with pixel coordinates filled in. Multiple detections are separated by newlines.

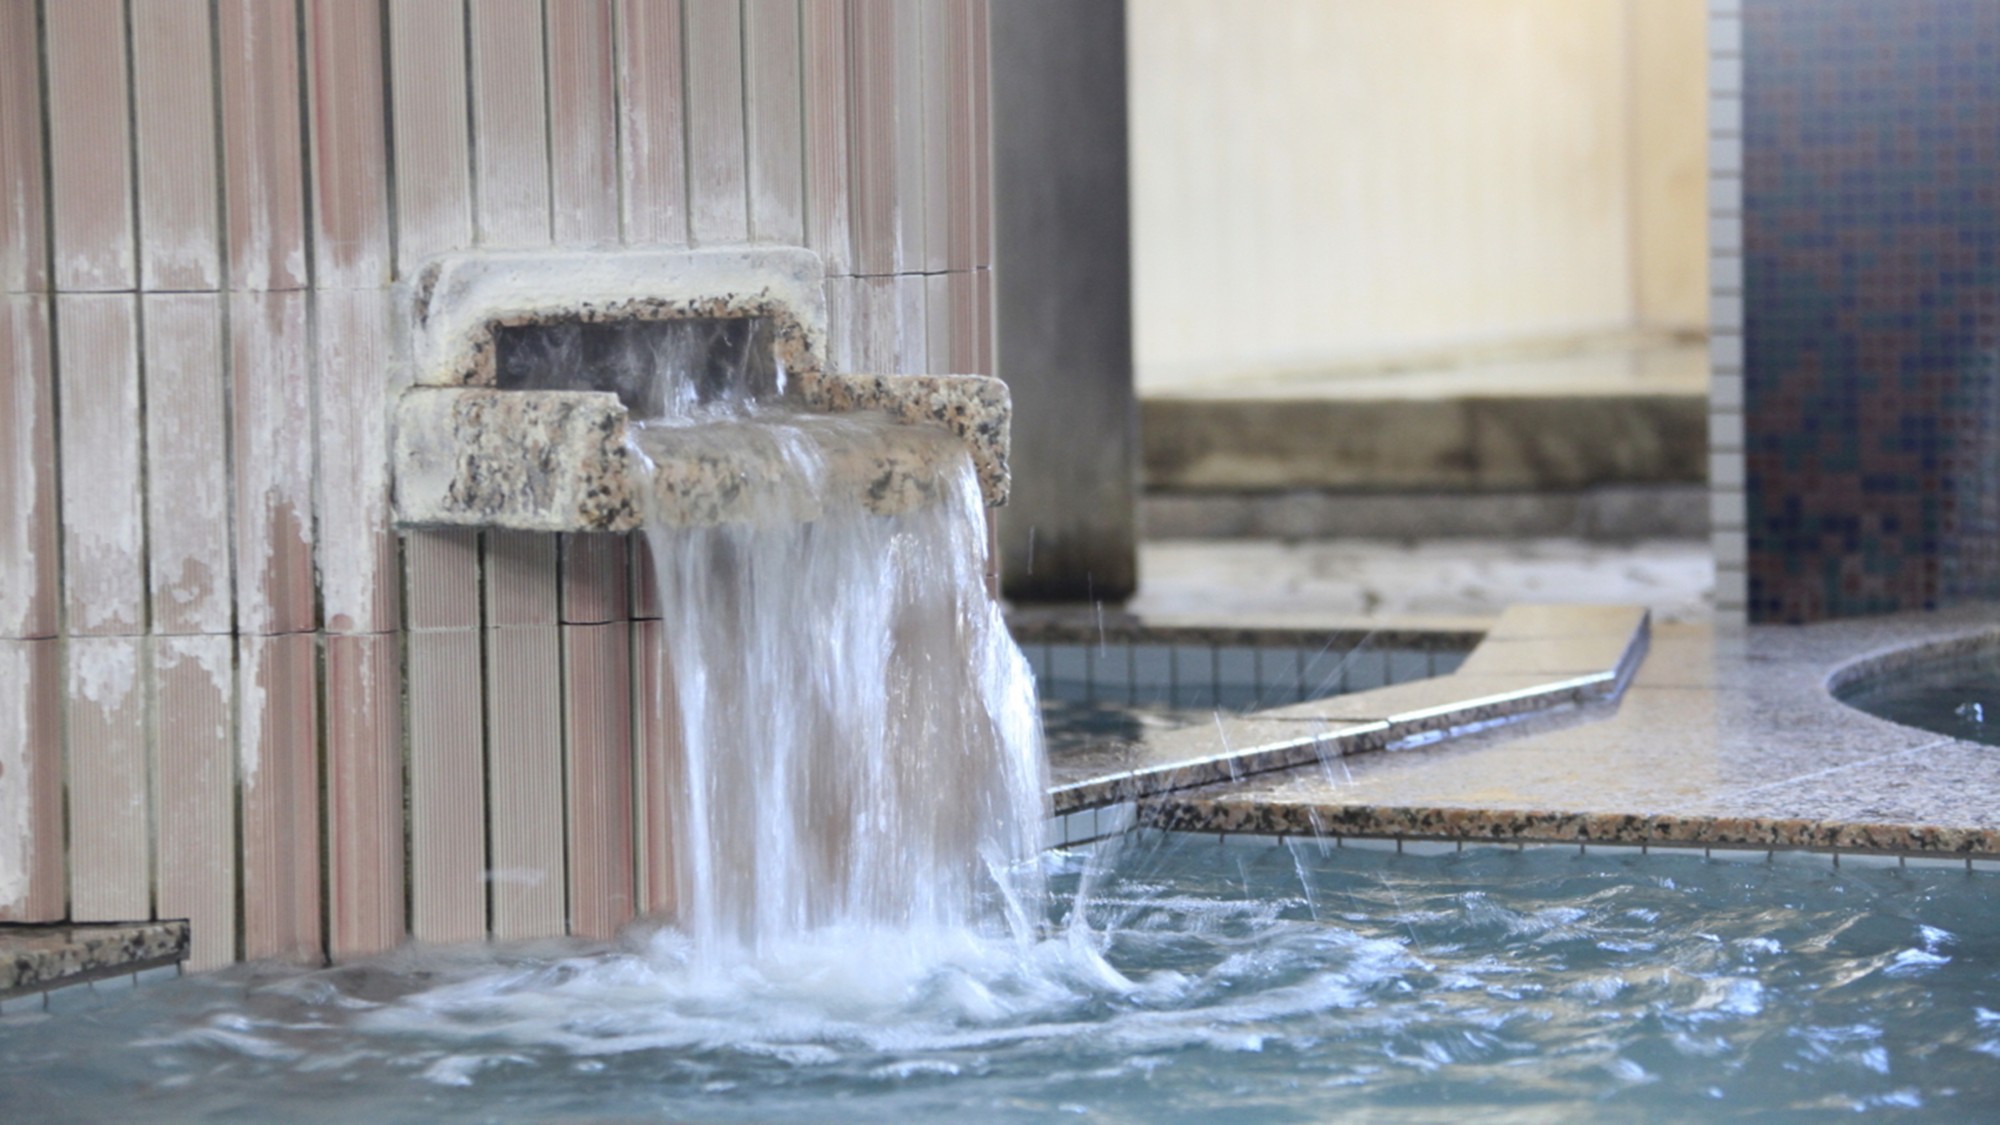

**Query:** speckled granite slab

left=1146, top=608, right=2000, bottom=858
left=1, top=921, right=188, bottom=999
left=1047, top=604, right=1649, bottom=814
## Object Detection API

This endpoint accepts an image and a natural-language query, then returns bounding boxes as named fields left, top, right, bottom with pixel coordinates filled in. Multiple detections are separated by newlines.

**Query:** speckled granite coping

left=1047, top=604, right=1649, bottom=815
left=1, top=921, right=188, bottom=1000
left=1138, top=606, right=2000, bottom=859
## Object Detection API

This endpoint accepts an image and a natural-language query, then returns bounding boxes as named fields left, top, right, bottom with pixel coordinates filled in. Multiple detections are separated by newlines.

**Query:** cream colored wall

left=1129, top=0, right=1708, bottom=390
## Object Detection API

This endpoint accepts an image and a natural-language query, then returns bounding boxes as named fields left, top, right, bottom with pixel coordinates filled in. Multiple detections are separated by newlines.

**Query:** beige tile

left=633, top=619, right=684, bottom=919
left=404, top=529, right=481, bottom=631
left=408, top=629, right=487, bottom=943
left=486, top=624, right=566, bottom=939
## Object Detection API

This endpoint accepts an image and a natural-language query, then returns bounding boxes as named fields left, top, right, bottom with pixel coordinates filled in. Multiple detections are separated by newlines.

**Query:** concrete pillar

left=990, top=0, right=1137, bottom=602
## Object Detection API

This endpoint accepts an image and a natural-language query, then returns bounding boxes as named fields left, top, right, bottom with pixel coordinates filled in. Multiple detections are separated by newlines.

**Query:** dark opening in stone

left=494, top=316, right=778, bottom=420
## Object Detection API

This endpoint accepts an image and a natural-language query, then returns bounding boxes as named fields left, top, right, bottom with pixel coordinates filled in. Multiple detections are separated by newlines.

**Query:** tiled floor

left=1130, top=536, right=1715, bottom=624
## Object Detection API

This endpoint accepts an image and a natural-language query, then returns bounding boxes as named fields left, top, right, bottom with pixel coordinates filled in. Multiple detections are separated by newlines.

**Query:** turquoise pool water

left=4, top=834, right=1997, bottom=1121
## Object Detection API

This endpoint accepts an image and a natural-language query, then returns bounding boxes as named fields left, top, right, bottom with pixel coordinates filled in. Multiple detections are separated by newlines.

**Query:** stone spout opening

left=390, top=247, right=1012, bottom=534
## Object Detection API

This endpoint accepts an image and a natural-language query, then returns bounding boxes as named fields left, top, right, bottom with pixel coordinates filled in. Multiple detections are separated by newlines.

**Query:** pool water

left=4, top=835, right=1998, bottom=1121
left=1839, top=647, right=2000, bottom=748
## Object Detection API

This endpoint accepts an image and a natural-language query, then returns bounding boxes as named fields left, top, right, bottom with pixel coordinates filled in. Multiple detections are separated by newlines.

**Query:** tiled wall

left=0, top=0, right=992, bottom=969
left=1723, top=0, right=2000, bottom=622
left=1708, top=0, right=1747, bottom=619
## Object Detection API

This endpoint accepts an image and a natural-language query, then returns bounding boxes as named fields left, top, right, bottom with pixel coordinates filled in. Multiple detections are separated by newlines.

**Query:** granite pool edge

left=1047, top=603, right=1650, bottom=815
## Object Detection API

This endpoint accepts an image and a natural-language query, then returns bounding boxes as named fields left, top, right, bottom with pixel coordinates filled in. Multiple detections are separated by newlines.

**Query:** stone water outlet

left=391, top=247, right=1011, bottom=532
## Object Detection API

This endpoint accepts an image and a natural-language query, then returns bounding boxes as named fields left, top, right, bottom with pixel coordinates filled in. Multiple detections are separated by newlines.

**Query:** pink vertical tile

left=628, top=534, right=660, bottom=620
left=925, top=271, right=953, bottom=373
left=57, top=294, right=145, bottom=636
left=230, top=290, right=316, bottom=635
left=846, top=0, right=898, bottom=276
left=801, top=0, right=853, bottom=274
left=486, top=624, right=566, bottom=939
left=563, top=620, right=634, bottom=938
left=0, top=0, right=47, bottom=292
left=316, top=288, right=400, bottom=634
left=562, top=533, right=631, bottom=625
left=613, top=0, right=688, bottom=246
left=132, top=0, right=223, bottom=291
left=405, top=530, right=481, bottom=630
left=547, top=0, right=621, bottom=246
left=143, top=293, right=232, bottom=636
left=970, top=0, right=991, bottom=269
left=972, top=266, right=992, bottom=375
left=631, top=619, right=682, bottom=919
left=0, top=297, right=58, bottom=639
left=66, top=635, right=150, bottom=922
left=895, top=272, right=927, bottom=374
left=238, top=631, right=323, bottom=962
left=0, top=639, right=64, bottom=922
left=889, top=0, right=927, bottom=272
left=822, top=273, right=858, bottom=373
left=744, top=0, right=806, bottom=245
left=389, top=0, right=475, bottom=273
left=45, top=0, right=134, bottom=291
left=407, top=628, right=486, bottom=943
left=852, top=273, right=897, bottom=372
left=470, top=0, right=552, bottom=247
left=945, top=268, right=980, bottom=374
left=684, top=0, right=750, bottom=245
left=326, top=632, right=404, bottom=959
left=918, top=0, right=957, bottom=274
left=305, top=0, right=391, bottom=287
left=942, top=0, right=979, bottom=272
left=218, top=0, right=310, bottom=290
left=151, top=634, right=236, bottom=970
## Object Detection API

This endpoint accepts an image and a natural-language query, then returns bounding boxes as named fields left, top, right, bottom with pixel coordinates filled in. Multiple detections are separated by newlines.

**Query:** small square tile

left=1172, top=645, right=1216, bottom=707
left=92, top=972, right=135, bottom=993
left=1131, top=644, right=1174, bottom=705
left=1338, top=836, right=1398, bottom=853
left=134, top=964, right=181, bottom=987
left=42, top=981, right=100, bottom=1014
left=1835, top=852, right=1901, bottom=871
left=1089, top=643, right=1133, bottom=699
left=1706, top=846, right=1771, bottom=864
left=1901, top=855, right=1971, bottom=873
left=1772, top=848, right=1836, bottom=869
left=1399, top=839, right=1458, bottom=857
left=1220, top=831, right=1283, bottom=850
left=0, top=991, right=45, bottom=1016
left=1582, top=843, right=1647, bottom=858
left=1971, top=857, right=2000, bottom=875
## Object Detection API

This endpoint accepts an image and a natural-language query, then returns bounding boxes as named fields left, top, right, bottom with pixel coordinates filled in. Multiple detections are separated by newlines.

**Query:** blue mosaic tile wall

left=1743, top=0, right=2000, bottom=623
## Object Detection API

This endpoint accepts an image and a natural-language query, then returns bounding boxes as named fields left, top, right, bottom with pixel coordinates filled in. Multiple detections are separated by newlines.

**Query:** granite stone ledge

left=2, top=920, right=189, bottom=999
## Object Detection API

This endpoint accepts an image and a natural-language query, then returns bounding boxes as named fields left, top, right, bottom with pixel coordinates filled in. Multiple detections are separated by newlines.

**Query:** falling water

left=627, top=407, right=1047, bottom=960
